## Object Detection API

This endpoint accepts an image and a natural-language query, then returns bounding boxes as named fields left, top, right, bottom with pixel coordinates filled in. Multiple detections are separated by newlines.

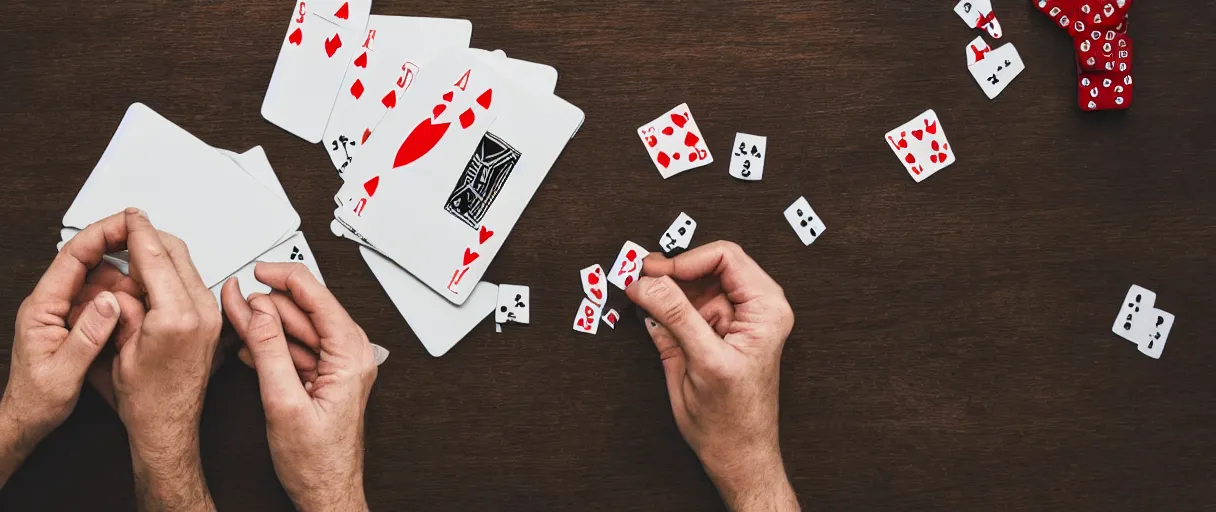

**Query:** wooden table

left=2, top=1, right=1214, bottom=510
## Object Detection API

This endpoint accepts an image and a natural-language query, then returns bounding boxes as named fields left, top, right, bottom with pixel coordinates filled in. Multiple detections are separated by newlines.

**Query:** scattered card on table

left=602, top=309, right=620, bottom=329
left=1137, top=309, right=1173, bottom=360
left=783, top=196, right=826, bottom=246
left=969, top=43, right=1025, bottom=100
left=572, top=297, right=604, bottom=335
left=580, top=264, right=608, bottom=305
left=638, top=103, right=713, bottom=179
left=607, top=241, right=649, bottom=290
left=965, top=36, right=991, bottom=67
left=1112, top=284, right=1156, bottom=343
left=660, top=212, right=697, bottom=254
left=884, top=109, right=955, bottom=183
left=496, top=284, right=530, bottom=325
left=729, top=133, right=766, bottom=181
left=954, top=0, right=1002, bottom=38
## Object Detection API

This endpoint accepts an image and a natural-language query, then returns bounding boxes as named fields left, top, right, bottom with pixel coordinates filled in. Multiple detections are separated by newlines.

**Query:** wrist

left=701, top=445, right=798, bottom=512
left=0, top=405, right=42, bottom=487
left=130, top=433, right=214, bottom=511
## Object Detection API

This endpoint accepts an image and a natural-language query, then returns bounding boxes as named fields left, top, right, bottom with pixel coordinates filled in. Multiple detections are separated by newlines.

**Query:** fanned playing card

left=62, top=104, right=299, bottom=288
left=335, top=48, right=585, bottom=305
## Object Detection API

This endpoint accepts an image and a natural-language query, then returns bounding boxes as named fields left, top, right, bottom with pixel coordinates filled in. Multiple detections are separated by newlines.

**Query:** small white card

left=660, top=212, right=697, bottom=254
left=729, top=133, right=766, bottom=181
left=638, top=103, right=713, bottom=179
left=602, top=309, right=620, bottom=329
left=496, top=284, right=530, bottom=325
left=572, top=297, right=604, bottom=335
left=607, top=241, right=649, bottom=290
left=580, top=264, right=608, bottom=305
left=968, top=43, right=1025, bottom=100
left=1111, top=284, right=1156, bottom=343
left=884, top=109, right=955, bottom=183
left=1137, top=309, right=1174, bottom=360
left=783, top=197, right=826, bottom=246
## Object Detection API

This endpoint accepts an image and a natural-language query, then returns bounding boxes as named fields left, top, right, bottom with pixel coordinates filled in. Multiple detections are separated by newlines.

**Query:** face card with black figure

left=783, top=197, right=826, bottom=246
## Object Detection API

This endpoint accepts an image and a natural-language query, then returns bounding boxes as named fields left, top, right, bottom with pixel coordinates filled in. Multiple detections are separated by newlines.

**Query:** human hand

left=0, top=212, right=131, bottom=485
left=222, top=263, right=376, bottom=512
left=110, top=209, right=220, bottom=509
left=626, top=241, right=799, bottom=511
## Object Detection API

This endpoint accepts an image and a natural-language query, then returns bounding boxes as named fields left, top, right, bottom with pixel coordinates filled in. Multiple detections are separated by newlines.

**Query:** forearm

left=704, top=448, right=800, bottom=512
left=130, top=434, right=215, bottom=512
left=292, top=483, right=369, bottom=512
left=0, top=405, right=43, bottom=488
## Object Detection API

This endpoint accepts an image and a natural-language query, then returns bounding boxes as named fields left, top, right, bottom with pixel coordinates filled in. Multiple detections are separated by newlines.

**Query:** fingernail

left=644, top=317, right=659, bottom=330
left=138, top=209, right=149, bottom=219
left=95, top=291, right=119, bottom=318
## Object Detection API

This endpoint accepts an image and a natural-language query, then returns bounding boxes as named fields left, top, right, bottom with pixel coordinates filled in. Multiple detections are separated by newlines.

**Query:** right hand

left=221, top=263, right=377, bottom=512
left=626, top=241, right=799, bottom=511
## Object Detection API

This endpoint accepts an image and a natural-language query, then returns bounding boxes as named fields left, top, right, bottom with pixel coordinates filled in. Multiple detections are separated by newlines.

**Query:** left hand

left=1, top=212, right=134, bottom=442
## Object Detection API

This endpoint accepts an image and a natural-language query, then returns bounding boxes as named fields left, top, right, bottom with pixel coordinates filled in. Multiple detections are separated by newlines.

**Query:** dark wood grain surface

left=2, top=1, right=1215, bottom=510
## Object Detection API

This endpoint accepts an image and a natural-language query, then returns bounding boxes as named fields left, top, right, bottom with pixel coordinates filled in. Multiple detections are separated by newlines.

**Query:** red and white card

left=262, top=2, right=361, bottom=143
left=638, top=103, right=713, bottom=179
left=580, top=264, right=608, bottom=305
left=572, top=297, right=604, bottom=335
left=607, top=241, right=649, bottom=290
left=884, top=109, right=955, bottom=183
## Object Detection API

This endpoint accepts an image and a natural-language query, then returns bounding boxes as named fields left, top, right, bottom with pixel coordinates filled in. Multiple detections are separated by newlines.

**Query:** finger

left=268, top=292, right=321, bottom=351
left=642, top=315, right=688, bottom=415
left=32, top=210, right=130, bottom=305
left=238, top=342, right=320, bottom=378
left=111, top=291, right=146, bottom=352
left=157, top=231, right=218, bottom=311
left=125, top=209, right=192, bottom=310
left=86, top=359, right=117, bottom=410
left=643, top=241, right=782, bottom=302
left=221, top=278, right=251, bottom=330
left=627, top=276, right=724, bottom=362
left=242, top=295, right=309, bottom=408
left=696, top=294, right=736, bottom=337
left=254, top=263, right=358, bottom=343
left=55, top=291, right=120, bottom=379
left=85, top=262, right=143, bottom=296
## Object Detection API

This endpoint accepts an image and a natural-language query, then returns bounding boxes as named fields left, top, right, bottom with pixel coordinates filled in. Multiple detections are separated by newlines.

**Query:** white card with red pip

left=262, top=1, right=366, bottom=143
left=572, top=297, right=604, bottom=335
left=607, top=241, right=649, bottom=290
left=580, top=264, right=608, bottom=305
left=884, top=109, right=955, bottom=183
left=334, top=48, right=585, bottom=305
left=638, top=103, right=713, bottom=179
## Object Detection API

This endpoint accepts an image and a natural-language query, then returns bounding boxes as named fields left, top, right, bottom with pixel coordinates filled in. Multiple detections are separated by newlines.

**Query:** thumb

left=58, top=291, right=120, bottom=377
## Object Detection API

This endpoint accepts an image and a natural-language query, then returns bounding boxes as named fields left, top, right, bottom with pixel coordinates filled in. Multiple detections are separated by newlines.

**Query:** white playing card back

left=63, top=104, right=299, bottom=288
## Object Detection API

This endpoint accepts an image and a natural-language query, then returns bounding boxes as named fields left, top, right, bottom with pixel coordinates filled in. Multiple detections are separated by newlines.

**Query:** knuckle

left=285, top=263, right=314, bottom=287
left=245, top=311, right=281, bottom=346
left=717, top=240, right=745, bottom=257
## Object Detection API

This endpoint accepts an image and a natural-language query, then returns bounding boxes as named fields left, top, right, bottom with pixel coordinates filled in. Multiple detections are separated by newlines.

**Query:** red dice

left=1078, top=71, right=1133, bottom=111
left=1033, top=0, right=1134, bottom=111
left=1075, top=29, right=1131, bottom=72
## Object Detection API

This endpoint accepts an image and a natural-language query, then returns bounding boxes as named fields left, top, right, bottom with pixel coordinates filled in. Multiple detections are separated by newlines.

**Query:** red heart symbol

left=432, top=104, right=447, bottom=119
left=587, top=273, right=600, bottom=285
left=393, top=118, right=450, bottom=169
left=657, top=152, right=671, bottom=168
left=931, top=140, right=940, bottom=151
left=577, top=318, right=589, bottom=329
left=931, top=154, right=939, bottom=164
left=624, top=275, right=635, bottom=287
left=925, top=120, right=938, bottom=134
left=363, top=176, right=379, bottom=197
left=476, top=89, right=493, bottom=109
left=911, top=129, right=924, bottom=140
left=459, top=108, right=475, bottom=129
left=937, top=152, right=948, bottom=161
left=626, top=249, right=638, bottom=261
left=644, top=135, right=658, bottom=148
left=350, top=79, right=364, bottom=100
left=591, top=288, right=603, bottom=300
left=381, top=91, right=396, bottom=109
left=684, top=131, right=700, bottom=147
left=673, top=153, right=681, bottom=160
left=689, top=152, right=699, bottom=162
left=333, top=2, right=350, bottom=20
left=361, top=128, right=372, bottom=144
left=325, top=33, right=342, bottom=58
left=904, top=153, right=916, bottom=164
left=479, top=226, right=494, bottom=244
left=662, top=126, right=674, bottom=136
left=670, top=112, right=688, bottom=128
left=442, top=91, right=454, bottom=102
left=354, top=52, right=368, bottom=68
left=288, top=27, right=303, bottom=46
left=462, top=248, right=479, bottom=266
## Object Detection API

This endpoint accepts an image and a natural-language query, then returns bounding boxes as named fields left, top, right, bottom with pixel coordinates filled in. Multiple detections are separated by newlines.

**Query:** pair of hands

left=626, top=242, right=800, bottom=511
left=2, top=209, right=376, bottom=512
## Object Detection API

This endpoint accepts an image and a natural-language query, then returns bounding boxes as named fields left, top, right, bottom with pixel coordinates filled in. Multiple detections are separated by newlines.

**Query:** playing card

left=728, top=133, right=766, bottom=181
left=1137, top=309, right=1173, bottom=360
left=495, top=284, right=530, bottom=324
left=216, top=232, right=324, bottom=302
left=607, top=241, right=649, bottom=290
left=63, top=104, right=299, bottom=288
left=580, top=264, right=608, bottom=305
left=783, top=196, right=826, bottom=246
left=638, top=103, right=713, bottom=179
left=954, top=0, right=1002, bottom=38
left=324, top=16, right=475, bottom=176
left=361, top=247, right=497, bottom=357
left=262, top=3, right=359, bottom=143
left=572, top=297, right=604, bottom=335
left=884, top=109, right=955, bottom=183
left=482, top=50, right=559, bottom=95
left=1112, top=284, right=1156, bottom=343
left=602, top=309, right=620, bottom=329
left=313, top=0, right=371, bottom=33
left=966, top=36, right=992, bottom=68
left=660, top=212, right=697, bottom=254
left=969, top=43, right=1025, bottom=100
left=335, top=48, right=585, bottom=305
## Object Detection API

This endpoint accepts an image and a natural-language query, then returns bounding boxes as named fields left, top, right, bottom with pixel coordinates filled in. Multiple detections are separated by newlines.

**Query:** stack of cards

left=1112, top=285, right=1174, bottom=359
left=57, top=103, right=391, bottom=365
left=261, top=4, right=585, bottom=356
left=570, top=241, right=649, bottom=335
left=1033, top=0, right=1134, bottom=111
